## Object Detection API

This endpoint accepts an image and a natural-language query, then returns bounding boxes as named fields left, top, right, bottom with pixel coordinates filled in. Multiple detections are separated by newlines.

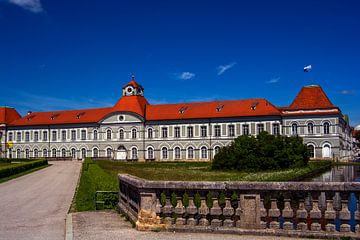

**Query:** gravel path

left=0, top=161, right=81, bottom=240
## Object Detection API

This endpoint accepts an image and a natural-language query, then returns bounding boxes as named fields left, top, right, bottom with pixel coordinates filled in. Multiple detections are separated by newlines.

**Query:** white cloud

left=266, top=77, right=280, bottom=84
left=339, top=90, right=356, bottom=95
left=8, top=0, right=43, bottom=13
left=178, top=71, right=195, bottom=80
left=217, top=62, right=237, bottom=75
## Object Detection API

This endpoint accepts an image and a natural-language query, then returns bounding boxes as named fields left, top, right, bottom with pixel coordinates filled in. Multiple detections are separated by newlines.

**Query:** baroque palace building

left=0, top=77, right=354, bottom=161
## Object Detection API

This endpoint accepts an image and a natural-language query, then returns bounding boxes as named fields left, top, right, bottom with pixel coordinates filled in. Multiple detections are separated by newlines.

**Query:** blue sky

left=0, top=0, right=359, bottom=126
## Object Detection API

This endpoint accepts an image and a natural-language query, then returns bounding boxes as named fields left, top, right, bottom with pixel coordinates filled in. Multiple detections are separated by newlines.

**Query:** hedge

left=0, top=158, right=45, bottom=163
left=0, top=160, right=48, bottom=179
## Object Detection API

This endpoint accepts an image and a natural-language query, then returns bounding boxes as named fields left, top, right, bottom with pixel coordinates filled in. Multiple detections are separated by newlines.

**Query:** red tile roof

left=0, top=107, right=21, bottom=125
left=146, top=99, right=281, bottom=121
left=113, top=95, right=149, bottom=117
left=122, top=79, right=141, bottom=88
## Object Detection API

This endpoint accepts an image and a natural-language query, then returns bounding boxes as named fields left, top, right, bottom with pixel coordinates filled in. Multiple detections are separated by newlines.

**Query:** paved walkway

left=72, top=211, right=313, bottom=240
left=0, top=161, right=81, bottom=240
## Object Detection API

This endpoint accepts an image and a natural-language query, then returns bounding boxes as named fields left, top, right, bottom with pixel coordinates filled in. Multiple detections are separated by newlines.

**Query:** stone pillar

left=174, top=198, right=185, bottom=225
left=198, top=199, right=209, bottom=226
left=282, top=198, right=294, bottom=230
left=222, top=199, right=235, bottom=227
left=186, top=198, right=198, bottom=226
left=339, top=193, right=351, bottom=233
left=238, top=194, right=261, bottom=229
left=324, top=193, right=336, bottom=232
left=268, top=198, right=280, bottom=229
left=136, top=192, right=163, bottom=231
left=310, top=193, right=322, bottom=231
left=210, top=199, right=222, bottom=227
left=296, top=200, right=308, bottom=231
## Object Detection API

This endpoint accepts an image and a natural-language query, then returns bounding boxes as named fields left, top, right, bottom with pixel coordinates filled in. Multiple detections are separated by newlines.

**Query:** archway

left=116, top=145, right=127, bottom=160
left=322, top=144, right=331, bottom=158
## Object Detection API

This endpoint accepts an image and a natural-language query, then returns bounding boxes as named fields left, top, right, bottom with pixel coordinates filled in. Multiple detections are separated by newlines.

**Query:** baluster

left=235, top=197, right=242, bottom=228
left=198, top=199, right=209, bottom=226
left=324, top=192, right=336, bottom=232
left=174, top=198, right=185, bottom=225
left=296, top=199, right=308, bottom=231
left=162, top=198, right=174, bottom=225
left=282, top=198, right=294, bottom=230
left=186, top=197, right=198, bottom=226
left=339, top=193, right=351, bottom=233
left=268, top=198, right=280, bottom=229
left=222, top=198, right=235, bottom=227
left=155, top=197, right=162, bottom=216
left=259, top=197, right=267, bottom=229
left=210, top=198, right=222, bottom=227
left=310, top=193, right=322, bottom=231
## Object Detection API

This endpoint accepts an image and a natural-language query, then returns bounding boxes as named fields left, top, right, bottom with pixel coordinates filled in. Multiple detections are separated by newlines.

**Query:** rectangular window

left=62, top=130, right=67, bottom=141
left=81, top=130, right=86, bottom=140
left=17, top=132, right=21, bottom=142
left=25, top=132, right=30, bottom=142
left=8, top=132, right=13, bottom=141
left=257, top=124, right=264, bottom=134
left=71, top=130, right=76, bottom=141
left=201, top=126, right=207, bottom=137
left=214, top=125, right=221, bottom=137
left=43, top=131, right=48, bottom=141
left=273, top=124, right=280, bottom=135
left=228, top=125, right=235, bottom=137
left=243, top=124, right=249, bottom=135
left=34, top=131, right=39, bottom=142
left=174, top=127, right=180, bottom=138
left=52, top=131, right=57, bottom=141
left=162, top=127, right=168, bottom=138
left=187, top=126, right=193, bottom=138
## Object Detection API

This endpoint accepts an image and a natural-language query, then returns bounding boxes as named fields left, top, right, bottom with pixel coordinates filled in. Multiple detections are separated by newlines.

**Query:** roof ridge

left=150, top=98, right=268, bottom=106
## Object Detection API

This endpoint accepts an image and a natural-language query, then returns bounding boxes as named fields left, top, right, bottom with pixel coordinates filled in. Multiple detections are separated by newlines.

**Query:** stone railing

left=118, top=174, right=360, bottom=239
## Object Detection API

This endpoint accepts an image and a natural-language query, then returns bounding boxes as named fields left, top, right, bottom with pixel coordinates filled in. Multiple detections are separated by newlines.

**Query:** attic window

left=251, top=102, right=259, bottom=110
left=216, top=104, right=224, bottom=112
left=179, top=106, right=188, bottom=114
left=27, top=115, right=35, bottom=121
left=76, top=112, right=85, bottom=119
left=50, top=113, right=60, bottom=120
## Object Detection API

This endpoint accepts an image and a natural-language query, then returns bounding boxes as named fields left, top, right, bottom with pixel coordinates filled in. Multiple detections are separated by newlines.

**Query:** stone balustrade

left=118, top=174, right=360, bottom=239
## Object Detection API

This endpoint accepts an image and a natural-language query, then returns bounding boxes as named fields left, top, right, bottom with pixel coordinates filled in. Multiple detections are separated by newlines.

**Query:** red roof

left=146, top=99, right=281, bottom=121
left=113, top=95, right=149, bottom=117
left=288, top=85, right=336, bottom=110
left=0, top=107, right=21, bottom=125
left=122, top=79, right=141, bottom=89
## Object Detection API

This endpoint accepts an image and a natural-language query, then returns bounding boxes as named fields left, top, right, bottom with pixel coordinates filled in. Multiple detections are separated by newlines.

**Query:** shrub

left=212, top=131, right=309, bottom=171
left=0, top=160, right=48, bottom=178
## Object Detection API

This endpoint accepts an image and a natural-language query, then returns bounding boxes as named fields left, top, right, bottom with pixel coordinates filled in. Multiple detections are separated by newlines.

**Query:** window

left=132, top=129, right=137, bottom=139
left=106, top=148, right=112, bottom=158
left=81, top=148, right=86, bottom=159
left=273, top=124, right=280, bottom=135
left=52, top=148, right=57, bottom=157
left=25, top=149, right=30, bottom=158
left=188, top=126, right=193, bottom=138
left=93, top=148, right=99, bottom=158
left=162, top=127, right=168, bottom=138
left=162, top=147, right=168, bottom=159
left=61, top=148, right=66, bottom=157
left=43, top=149, right=48, bottom=158
left=17, top=132, right=21, bottom=141
left=187, top=147, right=194, bottom=159
left=52, top=131, right=57, bottom=141
left=228, top=125, right=235, bottom=137
left=34, top=131, right=39, bottom=142
left=71, top=130, right=76, bottom=141
left=34, top=149, right=39, bottom=158
left=93, top=130, right=98, bottom=140
left=307, top=145, right=315, bottom=158
left=43, top=131, right=48, bottom=141
left=17, top=149, right=21, bottom=158
left=131, top=148, right=138, bottom=160
left=106, top=129, right=112, bottom=140
left=119, top=129, right=124, bottom=139
left=214, top=125, right=221, bottom=137
left=201, top=126, right=207, bottom=137
left=257, top=124, right=264, bottom=134
left=25, top=132, right=30, bottom=142
left=214, top=146, right=221, bottom=156
left=307, top=123, right=314, bottom=134
left=291, top=123, right=298, bottom=135
left=8, top=149, right=12, bottom=158
left=324, top=122, right=330, bottom=134
left=174, top=147, right=181, bottom=159
left=148, top=128, right=153, bottom=139
left=243, top=124, right=249, bottom=135
left=147, top=147, right=154, bottom=159
left=174, top=127, right=180, bottom=138
left=81, top=130, right=86, bottom=140
left=201, top=146, right=208, bottom=159
left=71, top=148, right=76, bottom=159
left=8, top=132, right=13, bottom=141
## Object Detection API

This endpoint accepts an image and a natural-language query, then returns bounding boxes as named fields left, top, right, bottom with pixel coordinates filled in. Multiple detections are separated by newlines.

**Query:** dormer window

left=216, top=104, right=224, bottom=112
left=179, top=106, right=188, bottom=114
left=76, top=112, right=85, bottom=119
left=50, top=113, right=60, bottom=120
left=251, top=102, right=259, bottom=110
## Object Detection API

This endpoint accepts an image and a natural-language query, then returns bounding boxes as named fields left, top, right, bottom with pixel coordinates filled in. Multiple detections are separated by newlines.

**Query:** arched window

left=34, top=149, right=39, bottom=158
left=291, top=123, right=298, bottom=135
left=106, top=148, right=112, bottom=158
left=148, top=128, right=153, bottom=139
left=201, top=146, right=208, bottom=159
left=131, top=148, right=138, bottom=160
left=147, top=147, right=154, bottom=160
left=187, top=147, right=194, bottom=159
left=307, top=145, right=315, bottom=158
left=161, top=147, right=168, bottom=159
left=174, top=147, right=181, bottom=160
left=214, top=146, right=221, bottom=156
left=322, top=144, right=331, bottom=158
left=93, top=148, right=99, bottom=158
left=93, top=130, right=98, bottom=140
left=119, top=129, right=124, bottom=140
left=71, top=148, right=76, bottom=159
left=132, top=129, right=137, bottom=139
left=25, top=149, right=30, bottom=158
left=307, top=123, right=314, bottom=135
left=43, top=149, right=48, bottom=158
left=17, top=149, right=21, bottom=158
left=52, top=148, right=57, bottom=157
left=324, top=122, right=330, bottom=134
left=61, top=148, right=66, bottom=157
left=106, top=129, right=112, bottom=140
left=81, top=148, right=87, bottom=159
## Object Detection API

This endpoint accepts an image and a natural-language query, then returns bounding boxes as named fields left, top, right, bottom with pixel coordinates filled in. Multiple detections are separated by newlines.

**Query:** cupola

left=122, top=74, right=144, bottom=97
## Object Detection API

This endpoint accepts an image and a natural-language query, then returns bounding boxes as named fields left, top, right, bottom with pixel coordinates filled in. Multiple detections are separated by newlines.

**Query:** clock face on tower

left=126, top=87, right=133, bottom=95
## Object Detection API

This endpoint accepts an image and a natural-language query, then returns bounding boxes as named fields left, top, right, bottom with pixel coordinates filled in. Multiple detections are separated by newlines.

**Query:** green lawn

left=96, top=160, right=331, bottom=182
